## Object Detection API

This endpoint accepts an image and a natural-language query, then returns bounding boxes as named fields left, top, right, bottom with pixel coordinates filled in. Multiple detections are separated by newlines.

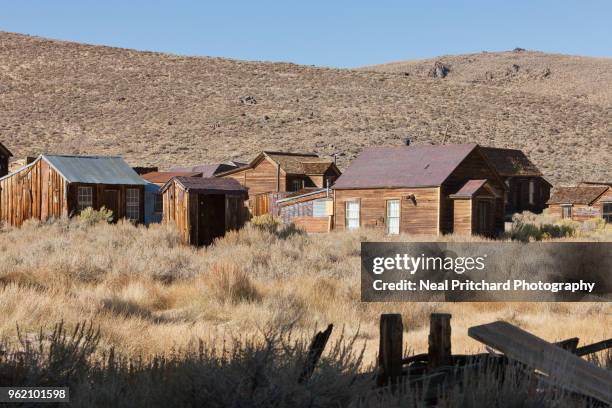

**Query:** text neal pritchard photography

left=361, top=242, right=612, bottom=302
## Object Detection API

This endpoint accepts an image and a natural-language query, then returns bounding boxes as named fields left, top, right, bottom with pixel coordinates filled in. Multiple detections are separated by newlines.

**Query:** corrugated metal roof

left=172, top=176, right=247, bottom=194
left=43, top=155, right=146, bottom=185
left=547, top=186, right=609, bottom=205
left=480, top=147, right=542, bottom=177
left=142, top=171, right=202, bottom=184
left=333, top=144, right=478, bottom=189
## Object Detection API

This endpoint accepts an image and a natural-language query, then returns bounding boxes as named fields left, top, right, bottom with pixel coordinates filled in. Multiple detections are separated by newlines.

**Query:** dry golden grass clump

left=1, top=32, right=611, bottom=184
left=0, top=217, right=610, bottom=364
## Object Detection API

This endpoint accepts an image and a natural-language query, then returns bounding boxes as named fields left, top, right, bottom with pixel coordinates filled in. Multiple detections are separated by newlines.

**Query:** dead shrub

left=206, top=262, right=261, bottom=304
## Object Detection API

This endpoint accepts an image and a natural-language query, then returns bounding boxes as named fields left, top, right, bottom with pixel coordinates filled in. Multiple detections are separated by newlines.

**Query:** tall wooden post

left=428, top=313, right=452, bottom=370
left=377, top=314, right=403, bottom=387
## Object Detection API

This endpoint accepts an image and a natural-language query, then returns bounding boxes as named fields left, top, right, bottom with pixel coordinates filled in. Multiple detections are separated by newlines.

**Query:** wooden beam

left=377, top=314, right=403, bottom=387
left=575, top=338, right=612, bottom=357
left=298, top=324, right=333, bottom=384
left=428, top=313, right=452, bottom=370
left=468, top=321, right=612, bottom=405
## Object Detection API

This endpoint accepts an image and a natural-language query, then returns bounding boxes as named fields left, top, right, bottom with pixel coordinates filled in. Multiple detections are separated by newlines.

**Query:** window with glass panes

left=603, top=203, right=612, bottom=223
left=154, top=193, right=163, bottom=214
left=77, top=186, right=93, bottom=211
left=562, top=205, right=572, bottom=219
left=386, top=199, right=400, bottom=234
left=126, top=189, right=140, bottom=221
left=345, top=201, right=360, bottom=230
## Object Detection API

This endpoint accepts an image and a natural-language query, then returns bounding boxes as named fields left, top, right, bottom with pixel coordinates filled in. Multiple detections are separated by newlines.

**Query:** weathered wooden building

left=275, top=188, right=334, bottom=233
left=161, top=177, right=248, bottom=246
left=547, top=184, right=612, bottom=223
left=332, top=144, right=506, bottom=237
left=217, top=151, right=341, bottom=215
left=0, top=142, right=12, bottom=178
left=480, top=147, right=551, bottom=218
left=141, top=171, right=203, bottom=225
left=0, top=155, right=146, bottom=226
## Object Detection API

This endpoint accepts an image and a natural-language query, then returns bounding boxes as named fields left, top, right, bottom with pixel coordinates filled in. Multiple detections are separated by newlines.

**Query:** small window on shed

left=77, top=186, right=93, bottom=211
left=126, top=188, right=140, bottom=221
left=603, top=203, right=612, bottom=223
left=313, top=199, right=331, bottom=217
left=154, top=193, right=163, bottom=214
left=529, top=180, right=535, bottom=205
left=561, top=205, right=572, bottom=219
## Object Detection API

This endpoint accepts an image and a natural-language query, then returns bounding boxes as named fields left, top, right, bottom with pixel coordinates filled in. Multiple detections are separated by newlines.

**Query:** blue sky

left=1, top=1, right=611, bottom=67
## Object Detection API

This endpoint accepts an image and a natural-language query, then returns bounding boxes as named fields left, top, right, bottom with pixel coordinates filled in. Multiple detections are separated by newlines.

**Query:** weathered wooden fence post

left=428, top=313, right=452, bottom=370
left=298, top=324, right=333, bottom=384
left=377, top=313, right=403, bottom=387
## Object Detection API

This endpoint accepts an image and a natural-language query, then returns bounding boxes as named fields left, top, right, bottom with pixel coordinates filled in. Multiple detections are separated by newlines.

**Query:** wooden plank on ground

left=468, top=321, right=612, bottom=405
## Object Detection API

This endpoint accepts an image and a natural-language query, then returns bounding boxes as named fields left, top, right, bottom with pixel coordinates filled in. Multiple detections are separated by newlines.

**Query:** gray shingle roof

left=43, top=155, right=146, bottom=185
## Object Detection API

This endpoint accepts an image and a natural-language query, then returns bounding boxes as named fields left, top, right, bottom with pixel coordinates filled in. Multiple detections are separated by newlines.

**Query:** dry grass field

left=1, top=217, right=610, bottom=364
left=1, top=32, right=611, bottom=184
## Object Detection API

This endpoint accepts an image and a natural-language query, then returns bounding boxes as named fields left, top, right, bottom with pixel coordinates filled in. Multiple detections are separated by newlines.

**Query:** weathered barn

left=0, top=155, right=146, bottom=226
left=217, top=151, right=341, bottom=215
left=332, top=144, right=506, bottom=237
left=276, top=188, right=334, bottom=232
left=0, top=142, right=12, bottom=178
left=161, top=177, right=248, bottom=246
left=141, top=171, right=203, bottom=225
left=547, top=185, right=612, bottom=222
left=480, top=147, right=551, bottom=218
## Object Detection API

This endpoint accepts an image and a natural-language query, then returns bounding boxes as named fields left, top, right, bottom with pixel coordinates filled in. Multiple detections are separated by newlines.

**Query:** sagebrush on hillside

left=1, top=32, right=611, bottom=183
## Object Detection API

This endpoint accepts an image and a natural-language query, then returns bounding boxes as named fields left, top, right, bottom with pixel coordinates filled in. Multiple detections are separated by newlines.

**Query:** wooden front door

left=475, top=199, right=493, bottom=236
left=198, top=194, right=226, bottom=246
left=102, top=190, right=120, bottom=221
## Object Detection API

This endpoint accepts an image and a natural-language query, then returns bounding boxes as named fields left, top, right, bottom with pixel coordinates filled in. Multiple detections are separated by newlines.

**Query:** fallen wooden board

left=576, top=338, right=612, bottom=357
left=468, top=321, right=612, bottom=405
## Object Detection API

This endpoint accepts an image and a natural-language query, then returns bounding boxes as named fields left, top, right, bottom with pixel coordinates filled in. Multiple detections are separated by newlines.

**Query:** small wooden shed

left=0, top=154, right=146, bottom=226
left=161, top=177, right=248, bottom=246
left=547, top=184, right=612, bottom=223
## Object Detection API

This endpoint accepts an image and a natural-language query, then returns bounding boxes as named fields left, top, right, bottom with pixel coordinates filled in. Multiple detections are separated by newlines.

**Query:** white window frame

left=386, top=199, right=400, bottom=235
left=345, top=200, right=360, bottom=230
left=603, top=202, right=612, bottom=223
left=126, top=188, right=140, bottom=221
left=77, top=186, right=93, bottom=211
left=561, top=204, right=572, bottom=219
left=528, top=180, right=535, bottom=205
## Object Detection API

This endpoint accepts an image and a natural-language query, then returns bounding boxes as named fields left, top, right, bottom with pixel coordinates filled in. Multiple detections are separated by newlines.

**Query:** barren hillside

left=362, top=49, right=612, bottom=108
left=0, top=32, right=610, bottom=183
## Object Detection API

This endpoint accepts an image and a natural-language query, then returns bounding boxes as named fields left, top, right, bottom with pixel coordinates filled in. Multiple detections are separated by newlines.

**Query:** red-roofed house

left=332, top=144, right=506, bottom=236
